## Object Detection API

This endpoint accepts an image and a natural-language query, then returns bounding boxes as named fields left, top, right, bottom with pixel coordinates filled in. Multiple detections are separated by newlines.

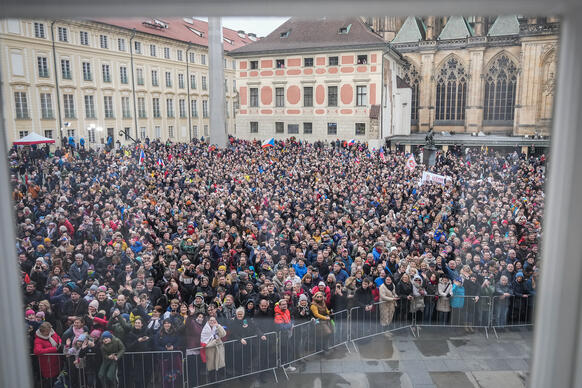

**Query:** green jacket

left=101, top=336, right=125, bottom=359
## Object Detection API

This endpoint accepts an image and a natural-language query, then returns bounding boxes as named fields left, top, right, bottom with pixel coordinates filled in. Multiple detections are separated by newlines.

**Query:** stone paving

left=215, top=327, right=532, bottom=388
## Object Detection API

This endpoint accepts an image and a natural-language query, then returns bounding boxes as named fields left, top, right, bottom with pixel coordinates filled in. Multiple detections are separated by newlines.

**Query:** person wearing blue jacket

left=293, top=258, right=308, bottom=279
left=450, top=278, right=465, bottom=326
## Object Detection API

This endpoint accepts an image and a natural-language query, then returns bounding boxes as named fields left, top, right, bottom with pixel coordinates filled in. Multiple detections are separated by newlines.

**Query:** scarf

left=385, top=282, right=394, bottom=291
left=200, top=322, right=217, bottom=344
left=36, top=328, right=58, bottom=348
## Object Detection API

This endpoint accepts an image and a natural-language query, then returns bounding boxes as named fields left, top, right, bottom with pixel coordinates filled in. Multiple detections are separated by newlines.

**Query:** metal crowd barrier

left=120, top=350, right=184, bottom=388
left=185, top=331, right=278, bottom=388
left=349, top=299, right=416, bottom=349
left=490, top=295, right=534, bottom=339
left=31, top=352, right=95, bottom=388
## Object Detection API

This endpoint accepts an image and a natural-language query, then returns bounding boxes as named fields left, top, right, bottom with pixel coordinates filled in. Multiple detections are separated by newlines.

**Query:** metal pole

left=186, top=42, right=193, bottom=142
left=208, top=17, right=228, bottom=148
left=50, top=21, right=64, bottom=148
left=129, top=28, right=138, bottom=141
left=530, top=8, right=582, bottom=388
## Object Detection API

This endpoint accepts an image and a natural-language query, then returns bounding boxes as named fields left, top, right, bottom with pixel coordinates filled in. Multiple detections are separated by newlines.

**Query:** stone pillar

left=425, top=16, right=436, bottom=40
left=208, top=17, right=228, bottom=148
left=418, top=51, right=436, bottom=131
left=466, top=47, right=485, bottom=132
left=474, top=16, right=485, bottom=36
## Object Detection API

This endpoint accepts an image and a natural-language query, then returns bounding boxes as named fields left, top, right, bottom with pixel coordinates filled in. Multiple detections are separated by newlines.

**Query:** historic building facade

left=365, top=16, right=559, bottom=136
left=0, top=18, right=253, bottom=146
left=230, top=17, right=411, bottom=142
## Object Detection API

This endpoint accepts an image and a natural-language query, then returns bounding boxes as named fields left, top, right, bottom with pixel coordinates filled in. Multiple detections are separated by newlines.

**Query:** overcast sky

left=196, top=17, right=290, bottom=37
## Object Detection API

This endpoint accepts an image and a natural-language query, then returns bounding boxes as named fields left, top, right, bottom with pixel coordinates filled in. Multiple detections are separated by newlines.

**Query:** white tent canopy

left=13, top=132, right=55, bottom=145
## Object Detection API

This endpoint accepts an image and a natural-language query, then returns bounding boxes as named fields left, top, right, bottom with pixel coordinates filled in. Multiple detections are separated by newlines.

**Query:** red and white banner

left=421, top=171, right=452, bottom=185
left=406, top=154, right=417, bottom=170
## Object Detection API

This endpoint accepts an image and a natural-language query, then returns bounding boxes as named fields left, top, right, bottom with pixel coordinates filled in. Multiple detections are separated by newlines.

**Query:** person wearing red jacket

left=33, top=322, right=63, bottom=386
left=274, top=300, right=296, bottom=372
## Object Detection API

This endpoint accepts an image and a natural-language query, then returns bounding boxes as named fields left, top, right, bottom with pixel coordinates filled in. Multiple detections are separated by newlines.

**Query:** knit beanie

left=101, top=331, right=113, bottom=339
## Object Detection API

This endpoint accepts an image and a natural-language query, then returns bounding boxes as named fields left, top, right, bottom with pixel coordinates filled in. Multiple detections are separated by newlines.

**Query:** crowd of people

left=13, top=137, right=544, bottom=387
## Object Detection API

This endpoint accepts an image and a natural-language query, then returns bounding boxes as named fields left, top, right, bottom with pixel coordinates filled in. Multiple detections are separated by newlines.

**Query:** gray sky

left=197, top=17, right=289, bottom=37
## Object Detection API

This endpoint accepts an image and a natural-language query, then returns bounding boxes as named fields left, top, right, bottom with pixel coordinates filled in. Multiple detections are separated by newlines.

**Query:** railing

left=29, top=295, right=534, bottom=386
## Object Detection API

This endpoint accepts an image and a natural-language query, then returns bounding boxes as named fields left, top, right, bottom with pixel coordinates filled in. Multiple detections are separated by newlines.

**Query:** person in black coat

left=228, top=307, right=257, bottom=375
left=396, top=273, right=413, bottom=322
left=155, top=319, right=182, bottom=388
left=124, top=317, right=152, bottom=388
left=253, top=299, right=275, bottom=381
left=353, top=278, right=375, bottom=337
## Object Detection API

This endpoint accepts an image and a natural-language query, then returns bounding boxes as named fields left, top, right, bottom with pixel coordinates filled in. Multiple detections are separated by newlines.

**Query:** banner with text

left=421, top=171, right=452, bottom=186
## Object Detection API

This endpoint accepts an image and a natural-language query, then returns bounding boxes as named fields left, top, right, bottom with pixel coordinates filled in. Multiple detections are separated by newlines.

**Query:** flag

left=406, top=154, right=417, bottom=171
left=347, top=139, right=356, bottom=146
left=261, top=137, right=275, bottom=148
left=157, top=158, right=164, bottom=168
left=138, top=149, right=145, bottom=166
left=380, top=148, right=386, bottom=163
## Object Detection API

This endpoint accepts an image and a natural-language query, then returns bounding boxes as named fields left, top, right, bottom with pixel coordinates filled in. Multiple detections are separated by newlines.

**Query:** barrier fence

left=30, top=295, right=534, bottom=387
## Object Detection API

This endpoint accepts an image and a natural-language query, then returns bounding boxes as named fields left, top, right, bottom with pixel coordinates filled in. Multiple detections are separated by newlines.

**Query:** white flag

left=406, top=154, right=417, bottom=171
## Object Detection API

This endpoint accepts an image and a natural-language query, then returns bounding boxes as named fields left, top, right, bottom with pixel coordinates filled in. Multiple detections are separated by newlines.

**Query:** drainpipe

left=129, top=28, right=138, bottom=141
left=186, top=42, right=193, bottom=141
left=50, top=21, right=64, bottom=148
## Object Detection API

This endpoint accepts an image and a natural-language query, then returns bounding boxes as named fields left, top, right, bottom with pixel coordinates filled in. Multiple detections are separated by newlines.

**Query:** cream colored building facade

left=366, top=16, right=559, bottom=136
left=0, top=18, right=242, bottom=147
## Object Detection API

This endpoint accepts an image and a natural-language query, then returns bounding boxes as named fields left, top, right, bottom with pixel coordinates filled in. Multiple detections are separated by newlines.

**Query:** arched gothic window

left=403, top=62, right=420, bottom=122
left=484, top=54, right=518, bottom=122
left=435, top=57, right=467, bottom=121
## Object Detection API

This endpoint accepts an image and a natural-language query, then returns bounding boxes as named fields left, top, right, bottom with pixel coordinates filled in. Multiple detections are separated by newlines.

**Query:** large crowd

left=12, top=137, right=544, bottom=387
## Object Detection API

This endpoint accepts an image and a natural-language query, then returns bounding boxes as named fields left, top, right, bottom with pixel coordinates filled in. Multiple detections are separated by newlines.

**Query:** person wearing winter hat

left=98, top=330, right=125, bottom=387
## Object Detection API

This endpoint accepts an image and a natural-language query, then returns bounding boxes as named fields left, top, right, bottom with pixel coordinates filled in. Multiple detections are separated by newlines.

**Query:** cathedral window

left=484, top=54, right=518, bottom=122
left=435, top=56, right=467, bottom=122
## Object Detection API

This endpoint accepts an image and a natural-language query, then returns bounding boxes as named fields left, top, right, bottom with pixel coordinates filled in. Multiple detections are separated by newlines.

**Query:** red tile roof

left=92, top=17, right=257, bottom=51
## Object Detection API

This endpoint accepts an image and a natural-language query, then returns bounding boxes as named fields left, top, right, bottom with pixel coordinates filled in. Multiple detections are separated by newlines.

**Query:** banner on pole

left=421, top=171, right=452, bottom=185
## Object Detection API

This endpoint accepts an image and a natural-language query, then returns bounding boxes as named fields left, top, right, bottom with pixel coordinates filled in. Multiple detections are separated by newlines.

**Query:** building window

left=201, top=76, right=207, bottom=90
left=165, top=71, right=172, bottom=87
left=34, top=22, right=45, bottom=38
left=80, top=31, right=89, bottom=46
left=226, top=101, right=230, bottom=118
left=204, top=125, right=209, bottom=136
left=84, top=95, right=95, bottom=118
left=155, top=125, right=161, bottom=138
left=275, top=87, right=285, bottom=107
left=329, top=56, right=339, bottom=66
left=118, top=38, right=126, bottom=51
left=403, top=62, right=420, bottom=122
left=164, top=47, right=170, bottom=59
left=177, top=50, right=183, bottom=61
left=61, top=59, right=71, bottom=80
left=166, top=98, right=174, bottom=118
left=37, top=57, right=49, bottom=78
left=303, top=122, right=313, bottom=134
left=356, top=86, right=367, bottom=106
left=136, top=68, right=144, bottom=85
left=191, top=100, right=198, bottom=117
left=14, top=92, right=29, bottom=119
left=120, top=66, right=128, bottom=84
left=137, top=97, right=146, bottom=118
left=275, top=122, right=284, bottom=134
left=44, top=130, right=53, bottom=139
left=233, top=61, right=236, bottom=70
left=276, top=59, right=285, bottom=68
left=102, top=64, right=111, bottom=83
left=435, top=56, right=467, bottom=121
left=193, top=125, right=198, bottom=137
left=190, top=74, right=197, bottom=89
left=233, top=79, right=237, bottom=92
left=40, top=93, right=53, bottom=119
left=189, top=52, right=196, bottom=63
left=150, top=44, right=156, bottom=57
left=63, top=94, right=75, bottom=118
left=87, top=127, right=96, bottom=143
left=202, top=100, right=208, bottom=118
left=178, top=73, right=184, bottom=89
left=82, top=62, right=92, bottom=81
left=179, top=99, right=186, bottom=118
left=328, top=86, right=338, bottom=106
left=304, top=87, right=313, bottom=107
left=57, top=27, right=68, bottom=42
left=304, top=58, right=314, bottom=67
left=484, top=54, right=518, bottom=122
left=104, top=96, right=114, bottom=118
left=67, top=129, right=75, bottom=138
left=327, top=122, right=337, bottom=135
left=19, top=131, right=29, bottom=138
left=134, top=41, right=141, bottom=54
left=225, top=79, right=228, bottom=92
left=121, top=96, right=131, bottom=118
left=250, top=88, right=259, bottom=107
left=168, top=126, right=174, bottom=138
left=355, top=122, right=366, bottom=135
left=140, top=127, right=146, bottom=140
left=250, top=60, right=258, bottom=69
left=99, top=35, right=108, bottom=49
left=357, top=55, right=368, bottom=64
left=250, top=121, right=258, bottom=133
left=288, top=124, right=299, bottom=134
left=201, top=54, right=206, bottom=65
left=151, top=70, right=159, bottom=86
left=152, top=98, right=160, bottom=118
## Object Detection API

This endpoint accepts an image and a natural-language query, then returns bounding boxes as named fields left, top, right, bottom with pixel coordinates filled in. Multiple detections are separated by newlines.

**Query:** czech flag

left=262, top=137, right=275, bottom=148
left=347, top=139, right=356, bottom=146
left=405, top=154, right=417, bottom=171
left=157, top=158, right=164, bottom=168
left=380, top=147, right=386, bottom=163
left=138, top=149, right=145, bottom=166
